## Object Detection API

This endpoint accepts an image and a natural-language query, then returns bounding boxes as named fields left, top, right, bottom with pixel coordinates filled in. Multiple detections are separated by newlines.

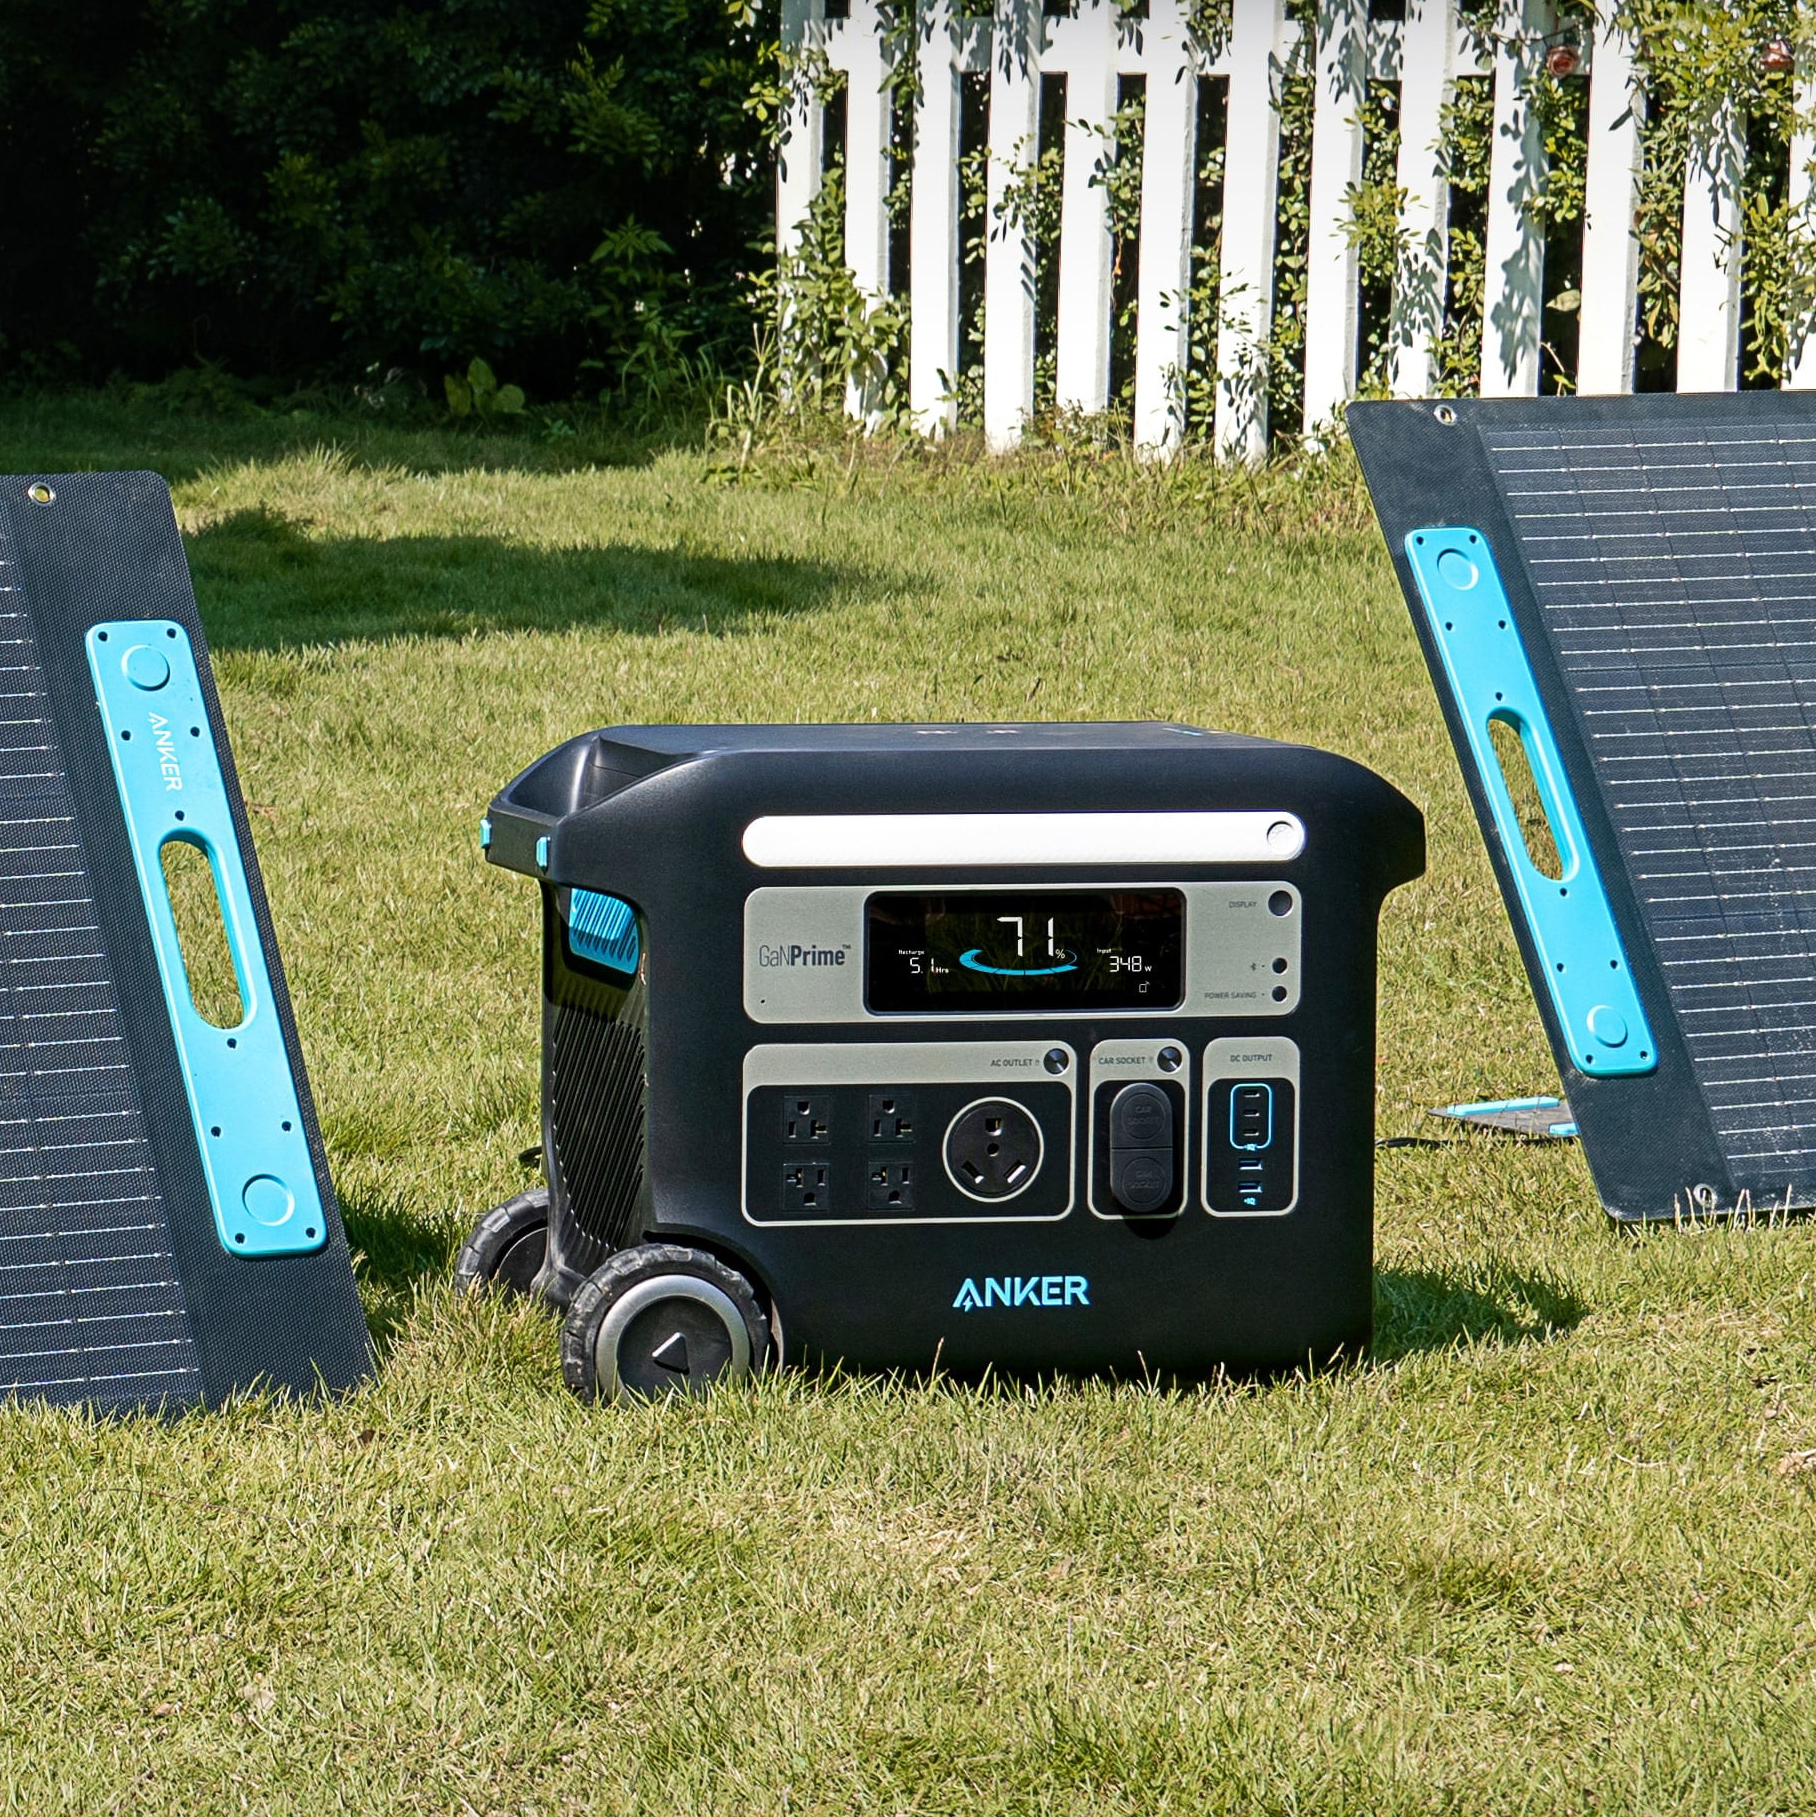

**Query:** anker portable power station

left=457, top=724, right=1423, bottom=1400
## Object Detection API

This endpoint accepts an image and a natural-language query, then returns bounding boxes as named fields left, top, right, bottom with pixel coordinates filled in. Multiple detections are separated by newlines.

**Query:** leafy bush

left=444, top=357, right=526, bottom=424
left=0, top=0, right=776, bottom=400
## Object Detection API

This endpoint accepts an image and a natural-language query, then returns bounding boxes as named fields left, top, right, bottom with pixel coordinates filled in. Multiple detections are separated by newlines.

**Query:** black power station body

left=467, top=724, right=1422, bottom=1397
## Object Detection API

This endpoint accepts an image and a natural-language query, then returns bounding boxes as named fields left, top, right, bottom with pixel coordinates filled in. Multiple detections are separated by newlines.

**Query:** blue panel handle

left=1404, top=530, right=1656, bottom=1078
left=88, top=622, right=328, bottom=1255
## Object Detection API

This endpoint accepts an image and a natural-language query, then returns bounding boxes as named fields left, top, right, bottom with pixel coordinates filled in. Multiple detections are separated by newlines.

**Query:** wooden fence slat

left=776, top=0, right=822, bottom=269
left=1677, top=105, right=1744, bottom=392
left=1133, top=0, right=1199, bottom=454
left=1214, top=0, right=1286, bottom=462
left=1478, top=0, right=1549, bottom=398
left=1577, top=14, right=1643, bottom=395
left=842, top=1, right=894, bottom=419
left=782, top=0, right=1790, bottom=453
left=1788, top=77, right=1816, bottom=390
left=1053, top=7, right=1118, bottom=416
left=911, top=2, right=962, bottom=434
left=983, top=0, right=1039, bottom=450
left=1302, top=0, right=1368, bottom=432
left=1389, top=0, right=1458, bottom=398
left=840, top=3, right=891, bottom=303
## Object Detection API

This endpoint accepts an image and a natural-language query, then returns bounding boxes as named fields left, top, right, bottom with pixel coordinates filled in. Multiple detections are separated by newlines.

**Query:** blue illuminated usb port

left=1230, top=1083, right=1274, bottom=1152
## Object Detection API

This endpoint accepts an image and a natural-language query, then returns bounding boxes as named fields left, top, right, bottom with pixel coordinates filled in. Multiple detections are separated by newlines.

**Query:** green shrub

left=0, top=0, right=775, bottom=400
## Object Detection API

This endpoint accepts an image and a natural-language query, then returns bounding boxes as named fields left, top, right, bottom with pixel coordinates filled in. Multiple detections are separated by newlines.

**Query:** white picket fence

left=776, top=0, right=1816, bottom=458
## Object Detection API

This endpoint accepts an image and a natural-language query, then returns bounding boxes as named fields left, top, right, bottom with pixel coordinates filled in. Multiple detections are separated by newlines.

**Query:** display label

left=865, top=891, right=1184, bottom=1014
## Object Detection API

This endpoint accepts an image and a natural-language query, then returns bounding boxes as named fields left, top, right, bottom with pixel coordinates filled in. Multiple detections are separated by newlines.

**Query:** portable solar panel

left=1354, top=392, right=1816, bottom=1223
left=0, top=471, right=370, bottom=1408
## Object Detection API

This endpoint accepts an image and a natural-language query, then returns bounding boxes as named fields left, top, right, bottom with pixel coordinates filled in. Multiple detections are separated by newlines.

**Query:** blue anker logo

left=952, top=1275, right=1088, bottom=1311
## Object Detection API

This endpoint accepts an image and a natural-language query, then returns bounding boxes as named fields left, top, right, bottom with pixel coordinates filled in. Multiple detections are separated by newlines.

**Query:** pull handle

left=89, top=621, right=327, bottom=1255
left=1404, top=529, right=1655, bottom=1078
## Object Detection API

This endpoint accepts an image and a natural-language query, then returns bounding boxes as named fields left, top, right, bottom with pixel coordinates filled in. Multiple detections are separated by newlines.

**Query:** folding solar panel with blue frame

left=0, top=471, right=370, bottom=1408
left=1354, top=393, right=1816, bottom=1223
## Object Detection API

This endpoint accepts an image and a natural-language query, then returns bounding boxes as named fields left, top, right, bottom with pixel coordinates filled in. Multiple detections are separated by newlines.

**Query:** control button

left=1436, top=548, right=1478, bottom=590
left=1157, top=1045, right=1183, bottom=1073
left=242, top=1174, right=295, bottom=1227
left=1586, top=1004, right=1628, bottom=1047
left=122, top=645, right=171, bottom=691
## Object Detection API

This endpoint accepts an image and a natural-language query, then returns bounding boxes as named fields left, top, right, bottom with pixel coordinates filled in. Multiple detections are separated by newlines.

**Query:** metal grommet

left=1433, top=405, right=1457, bottom=426
left=26, top=483, right=55, bottom=506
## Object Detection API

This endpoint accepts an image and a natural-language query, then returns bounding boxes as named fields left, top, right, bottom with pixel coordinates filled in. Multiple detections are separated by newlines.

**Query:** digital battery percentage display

left=864, top=890, right=1184, bottom=1013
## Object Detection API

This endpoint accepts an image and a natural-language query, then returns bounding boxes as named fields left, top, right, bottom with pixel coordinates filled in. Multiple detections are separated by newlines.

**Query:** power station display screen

left=865, top=891, right=1184, bottom=1013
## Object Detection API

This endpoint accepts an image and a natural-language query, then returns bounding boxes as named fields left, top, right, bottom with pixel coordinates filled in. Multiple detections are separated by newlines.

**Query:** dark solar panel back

left=1353, top=394, right=1816, bottom=1221
left=0, top=473, right=370, bottom=1406
left=0, top=563, right=201, bottom=1405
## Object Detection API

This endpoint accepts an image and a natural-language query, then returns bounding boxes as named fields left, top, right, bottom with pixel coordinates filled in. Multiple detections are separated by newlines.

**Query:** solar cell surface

left=0, top=471, right=370, bottom=1405
left=1484, top=420, right=1816, bottom=1201
left=1352, top=394, right=1816, bottom=1220
left=0, top=527, right=201, bottom=1408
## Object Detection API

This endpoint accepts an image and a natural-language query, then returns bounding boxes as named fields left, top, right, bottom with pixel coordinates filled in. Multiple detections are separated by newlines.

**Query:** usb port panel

left=1206, top=1074, right=1296, bottom=1215
left=1231, top=1083, right=1274, bottom=1152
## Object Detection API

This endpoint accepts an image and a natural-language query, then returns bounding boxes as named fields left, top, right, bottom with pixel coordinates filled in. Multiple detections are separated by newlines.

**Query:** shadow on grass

left=0, top=395, right=720, bottom=484
left=340, top=1188, right=464, bottom=1353
left=187, top=507, right=867, bottom=651
left=1372, top=1263, right=1587, bottom=1362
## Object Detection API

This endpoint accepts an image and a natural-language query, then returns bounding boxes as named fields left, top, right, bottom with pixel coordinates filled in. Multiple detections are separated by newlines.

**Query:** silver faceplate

left=744, top=882, right=1301, bottom=1025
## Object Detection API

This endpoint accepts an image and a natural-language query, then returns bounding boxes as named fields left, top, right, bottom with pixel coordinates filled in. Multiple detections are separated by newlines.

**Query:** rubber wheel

left=561, top=1244, right=770, bottom=1404
left=453, top=1187, right=550, bottom=1299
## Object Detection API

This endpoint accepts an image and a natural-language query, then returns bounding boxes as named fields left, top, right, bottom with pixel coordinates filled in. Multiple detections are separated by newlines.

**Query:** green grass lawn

left=0, top=397, right=1812, bottom=1814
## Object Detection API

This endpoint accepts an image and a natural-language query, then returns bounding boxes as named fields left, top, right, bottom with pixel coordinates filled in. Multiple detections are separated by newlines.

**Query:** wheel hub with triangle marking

left=560, top=1242, right=771, bottom=1403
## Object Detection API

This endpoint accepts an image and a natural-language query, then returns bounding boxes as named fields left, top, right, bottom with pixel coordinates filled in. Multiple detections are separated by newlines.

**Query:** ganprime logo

left=756, top=941, right=849, bottom=968
left=953, top=1275, right=1088, bottom=1311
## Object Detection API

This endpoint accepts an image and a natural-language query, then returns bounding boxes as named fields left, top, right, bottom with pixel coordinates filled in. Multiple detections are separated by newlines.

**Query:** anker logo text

left=757, top=942, right=848, bottom=968
left=953, top=1275, right=1089, bottom=1311
left=148, top=713, right=183, bottom=791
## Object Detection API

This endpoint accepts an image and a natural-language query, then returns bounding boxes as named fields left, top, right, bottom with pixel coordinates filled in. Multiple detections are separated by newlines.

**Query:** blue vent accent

left=479, top=817, right=492, bottom=850
left=568, top=889, right=640, bottom=975
left=1404, top=528, right=1655, bottom=1077
left=535, top=835, right=550, bottom=872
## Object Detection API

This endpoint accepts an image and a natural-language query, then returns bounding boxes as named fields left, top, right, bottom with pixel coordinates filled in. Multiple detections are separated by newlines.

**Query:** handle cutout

left=160, top=835, right=246, bottom=1029
left=1486, top=713, right=1565, bottom=882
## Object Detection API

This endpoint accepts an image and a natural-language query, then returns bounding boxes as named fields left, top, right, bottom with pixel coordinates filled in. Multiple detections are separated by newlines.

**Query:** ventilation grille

left=547, top=997, right=646, bottom=1252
